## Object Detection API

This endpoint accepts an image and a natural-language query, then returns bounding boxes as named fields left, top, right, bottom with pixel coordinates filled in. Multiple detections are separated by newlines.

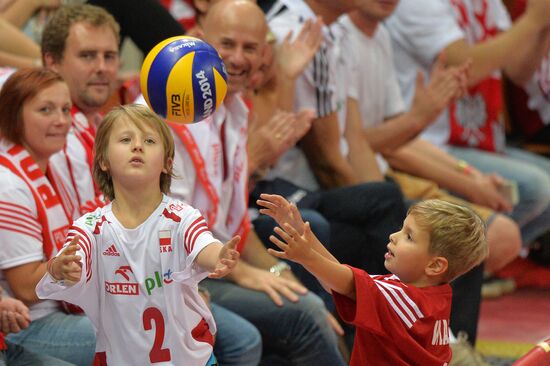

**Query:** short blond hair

left=93, top=104, right=175, bottom=201
left=408, top=199, right=488, bottom=282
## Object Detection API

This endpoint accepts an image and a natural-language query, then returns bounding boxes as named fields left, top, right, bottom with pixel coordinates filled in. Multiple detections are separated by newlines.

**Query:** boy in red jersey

left=257, top=194, right=488, bottom=366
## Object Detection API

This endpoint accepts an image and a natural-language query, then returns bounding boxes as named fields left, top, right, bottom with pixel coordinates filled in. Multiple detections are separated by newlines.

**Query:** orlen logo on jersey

left=145, top=269, right=173, bottom=296
left=105, top=265, right=139, bottom=295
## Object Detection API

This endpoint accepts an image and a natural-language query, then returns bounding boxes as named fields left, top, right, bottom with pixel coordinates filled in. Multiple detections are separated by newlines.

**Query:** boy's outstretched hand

left=268, top=222, right=318, bottom=265
left=257, top=193, right=306, bottom=235
left=208, top=236, right=241, bottom=279
left=49, top=236, right=83, bottom=283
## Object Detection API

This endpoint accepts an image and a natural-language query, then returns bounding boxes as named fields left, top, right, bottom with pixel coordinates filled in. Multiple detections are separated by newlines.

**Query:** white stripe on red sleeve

left=377, top=280, right=425, bottom=319
left=375, top=281, right=416, bottom=328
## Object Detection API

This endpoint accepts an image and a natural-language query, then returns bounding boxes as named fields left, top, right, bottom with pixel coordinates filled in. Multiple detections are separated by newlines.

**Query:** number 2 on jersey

left=143, top=307, right=172, bottom=363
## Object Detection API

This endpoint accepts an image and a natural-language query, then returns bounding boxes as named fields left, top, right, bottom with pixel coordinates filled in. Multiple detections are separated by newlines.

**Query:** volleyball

left=140, top=36, right=228, bottom=123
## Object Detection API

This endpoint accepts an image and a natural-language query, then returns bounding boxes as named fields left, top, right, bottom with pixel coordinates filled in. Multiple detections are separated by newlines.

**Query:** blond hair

left=93, top=104, right=175, bottom=201
left=408, top=199, right=488, bottom=281
left=42, top=4, right=120, bottom=63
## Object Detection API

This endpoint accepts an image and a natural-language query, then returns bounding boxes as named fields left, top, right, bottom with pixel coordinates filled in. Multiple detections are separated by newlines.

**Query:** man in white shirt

left=169, top=1, right=346, bottom=364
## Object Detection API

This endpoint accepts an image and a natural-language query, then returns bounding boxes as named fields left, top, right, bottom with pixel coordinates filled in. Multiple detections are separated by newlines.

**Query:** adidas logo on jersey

left=102, top=244, right=120, bottom=256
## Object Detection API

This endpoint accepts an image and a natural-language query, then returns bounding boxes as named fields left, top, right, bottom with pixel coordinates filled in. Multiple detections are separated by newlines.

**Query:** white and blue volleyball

left=140, top=36, right=228, bottom=123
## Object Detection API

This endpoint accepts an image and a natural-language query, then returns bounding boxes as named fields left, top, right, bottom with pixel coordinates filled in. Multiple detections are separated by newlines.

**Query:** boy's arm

left=257, top=193, right=340, bottom=263
left=269, top=223, right=356, bottom=299
left=195, top=236, right=240, bottom=278
left=36, top=230, right=95, bottom=304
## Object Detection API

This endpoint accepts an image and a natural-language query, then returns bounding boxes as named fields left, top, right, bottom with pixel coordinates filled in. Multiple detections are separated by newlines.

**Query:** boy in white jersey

left=257, top=194, right=488, bottom=366
left=36, top=104, right=240, bottom=366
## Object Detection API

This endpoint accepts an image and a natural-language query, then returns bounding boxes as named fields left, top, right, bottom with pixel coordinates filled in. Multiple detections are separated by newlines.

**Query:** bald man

left=168, top=1, right=346, bottom=365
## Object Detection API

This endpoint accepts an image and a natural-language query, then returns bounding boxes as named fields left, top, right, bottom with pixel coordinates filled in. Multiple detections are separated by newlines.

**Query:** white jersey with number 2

left=36, top=195, right=219, bottom=366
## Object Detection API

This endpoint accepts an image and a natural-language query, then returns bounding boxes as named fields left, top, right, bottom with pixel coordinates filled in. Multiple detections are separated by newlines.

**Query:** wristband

left=269, top=261, right=291, bottom=277
left=46, top=257, right=64, bottom=284
left=456, top=160, right=473, bottom=175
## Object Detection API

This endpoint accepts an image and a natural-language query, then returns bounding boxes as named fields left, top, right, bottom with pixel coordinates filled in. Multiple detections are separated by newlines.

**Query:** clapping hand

left=277, top=17, right=323, bottom=80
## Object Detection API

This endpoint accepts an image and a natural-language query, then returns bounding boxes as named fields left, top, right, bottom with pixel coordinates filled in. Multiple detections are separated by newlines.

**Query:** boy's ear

left=425, top=256, right=448, bottom=277
left=99, top=158, right=109, bottom=172
left=163, top=157, right=173, bottom=174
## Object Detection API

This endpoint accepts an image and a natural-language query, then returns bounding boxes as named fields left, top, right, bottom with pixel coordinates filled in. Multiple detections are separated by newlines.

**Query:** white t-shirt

left=37, top=195, right=218, bottom=366
left=0, top=167, right=59, bottom=320
left=169, top=95, right=250, bottom=245
left=340, top=15, right=406, bottom=174
left=386, top=0, right=511, bottom=149
left=386, top=0, right=464, bottom=148
left=266, top=0, right=349, bottom=190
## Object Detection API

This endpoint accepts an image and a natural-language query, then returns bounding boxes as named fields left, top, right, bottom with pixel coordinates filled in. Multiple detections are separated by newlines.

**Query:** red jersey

left=333, top=268, right=452, bottom=366
left=0, top=332, right=5, bottom=350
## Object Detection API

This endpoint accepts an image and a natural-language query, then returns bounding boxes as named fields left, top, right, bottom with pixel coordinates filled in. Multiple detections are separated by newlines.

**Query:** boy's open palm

left=51, top=236, right=82, bottom=283
left=208, top=236, right=241, bottom=279
left=257, top=194, right=306, bottom=234
left=268, top=222, right=317, bottom=265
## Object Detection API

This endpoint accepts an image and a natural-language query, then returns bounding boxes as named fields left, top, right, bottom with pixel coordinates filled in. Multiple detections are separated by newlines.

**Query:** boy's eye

left=120, top=137, right=131, bottom=143
left=145, top=138, right=156, bottom=144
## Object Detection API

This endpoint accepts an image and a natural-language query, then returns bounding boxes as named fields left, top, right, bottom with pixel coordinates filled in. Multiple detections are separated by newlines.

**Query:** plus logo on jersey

left=105, top=265, right=139, bottom=295
left=145, top=269, right=174, bottom=295
left=102, top=244, right=120, bottom=256
left=159, top=230, right=173, bottom=253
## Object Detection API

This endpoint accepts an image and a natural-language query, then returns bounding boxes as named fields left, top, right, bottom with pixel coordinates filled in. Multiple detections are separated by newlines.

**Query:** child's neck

left=407, top=276, right=447, bottom=288
left=111, top=188, right=164, bottom=229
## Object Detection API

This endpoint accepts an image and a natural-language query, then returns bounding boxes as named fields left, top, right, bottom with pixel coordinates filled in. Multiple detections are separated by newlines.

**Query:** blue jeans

left=0, top=341, right=75, bottom=366
left=211, top=303, right=262, bottom=366
left=6, top=311, right=95, bottom=366
left=201, top=279, right=346, bottom=366
left=448, top=145, right=550, bottom=245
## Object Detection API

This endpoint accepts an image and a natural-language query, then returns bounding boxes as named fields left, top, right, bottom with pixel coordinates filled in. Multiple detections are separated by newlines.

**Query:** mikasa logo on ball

left=169, top=41, right=196, bottom=53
